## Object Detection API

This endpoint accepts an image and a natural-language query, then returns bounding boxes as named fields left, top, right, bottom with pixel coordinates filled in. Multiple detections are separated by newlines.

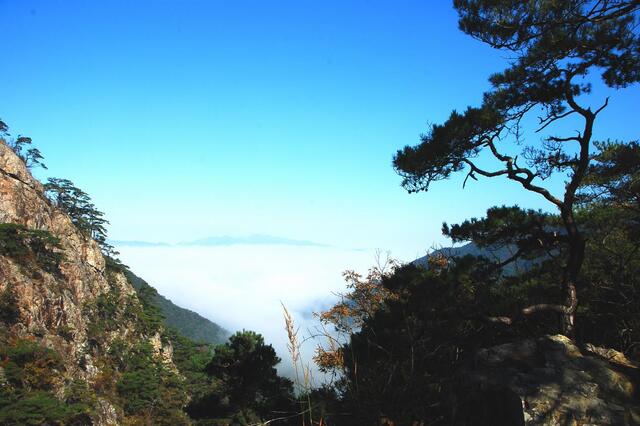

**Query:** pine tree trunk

left=561, top=211, right=584, bottom=338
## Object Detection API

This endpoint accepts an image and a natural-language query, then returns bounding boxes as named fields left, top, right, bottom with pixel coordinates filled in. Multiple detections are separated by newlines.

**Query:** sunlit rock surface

left=461, top=334, right=639, bottom=425
left=0, top=140, right=177, bottom=424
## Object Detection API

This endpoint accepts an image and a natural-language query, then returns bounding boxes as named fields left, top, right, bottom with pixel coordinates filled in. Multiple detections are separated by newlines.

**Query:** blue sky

left=1, top=1, right=495, bottom=255
left=3, top=0, right=638, bottom=373
left=3, top=0, right=638, bottom=258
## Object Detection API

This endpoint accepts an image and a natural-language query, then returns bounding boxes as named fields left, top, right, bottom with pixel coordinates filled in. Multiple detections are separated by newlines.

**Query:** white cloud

left=116, top=244, right=377, bottom=380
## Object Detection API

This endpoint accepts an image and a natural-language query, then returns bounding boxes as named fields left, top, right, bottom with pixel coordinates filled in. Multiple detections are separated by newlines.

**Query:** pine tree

left=44, top=178, right=118, bottom=257
left=0, top=119, right=47, bottom=170
left=393, top=0, right=640, bottom=334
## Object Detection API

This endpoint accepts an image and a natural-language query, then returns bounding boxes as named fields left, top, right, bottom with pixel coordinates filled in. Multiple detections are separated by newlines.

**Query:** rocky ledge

left=462, top=334, right=639, bottom=425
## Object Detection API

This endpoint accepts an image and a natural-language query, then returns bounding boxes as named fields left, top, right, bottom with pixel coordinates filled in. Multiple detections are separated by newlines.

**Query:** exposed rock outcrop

left=0, top=140, right=179, bottom=424
left=461, top=334, right=640, bottom=425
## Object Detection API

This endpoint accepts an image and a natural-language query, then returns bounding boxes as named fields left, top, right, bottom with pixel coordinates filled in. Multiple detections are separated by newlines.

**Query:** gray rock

left=459, top=335, right=640, bottom=425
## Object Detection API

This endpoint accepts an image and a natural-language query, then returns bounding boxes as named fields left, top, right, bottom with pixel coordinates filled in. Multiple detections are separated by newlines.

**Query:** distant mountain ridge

left=109, top=240, right=170, bottom=247
left=125, top=270, right=228, bottom=345
left=182, top=234, right=328, bottom=247
left=111, top=233, right=328, bottom=248
left=414, top=242, right=539, bottom=275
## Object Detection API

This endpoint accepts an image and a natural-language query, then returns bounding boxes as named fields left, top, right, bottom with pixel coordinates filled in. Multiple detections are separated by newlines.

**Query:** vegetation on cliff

left=0, top=122, right=293, bottom=425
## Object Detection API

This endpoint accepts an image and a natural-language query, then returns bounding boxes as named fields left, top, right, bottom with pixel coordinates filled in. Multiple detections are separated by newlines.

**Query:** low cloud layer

left=115, top=243, right=377, bottom=380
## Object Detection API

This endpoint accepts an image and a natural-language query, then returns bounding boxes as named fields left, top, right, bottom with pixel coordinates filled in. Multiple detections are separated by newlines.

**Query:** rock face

left=462, top=334, right=640, bottom=426
left=0, top=140, right=180, bottom=424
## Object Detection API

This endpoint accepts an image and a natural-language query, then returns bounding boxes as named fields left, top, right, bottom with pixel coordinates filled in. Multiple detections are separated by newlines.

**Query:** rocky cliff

left=0, top=140, right=188, bottom=424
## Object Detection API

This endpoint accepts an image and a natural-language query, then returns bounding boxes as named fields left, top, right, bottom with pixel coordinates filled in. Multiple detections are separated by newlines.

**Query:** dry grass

left=281, top=302, right=318, bottom=425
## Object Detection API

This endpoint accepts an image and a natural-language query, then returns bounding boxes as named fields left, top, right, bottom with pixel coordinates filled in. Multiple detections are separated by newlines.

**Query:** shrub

left=0, top=285, right=19, bottom=325
left=56, top=324, right=74, bottom=342
left=0, top=391, right=71, bottom=425
left=0, top=223, right=64, bottom=273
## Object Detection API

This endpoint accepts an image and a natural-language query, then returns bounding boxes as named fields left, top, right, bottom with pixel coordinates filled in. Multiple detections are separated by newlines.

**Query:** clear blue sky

left=2, top=0, right=638, bottom=260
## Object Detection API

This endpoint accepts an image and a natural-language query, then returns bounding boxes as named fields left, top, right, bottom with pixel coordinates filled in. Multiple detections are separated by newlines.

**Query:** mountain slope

left=0, top=140, right=194, bottom=424
left=414, top=242, right=540, bottom=275
left=125, top=270, right=228, bottom=345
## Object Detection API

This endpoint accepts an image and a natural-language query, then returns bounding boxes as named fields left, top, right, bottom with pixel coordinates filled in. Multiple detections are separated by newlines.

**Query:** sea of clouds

left=115, top=242, right=379, bottom=382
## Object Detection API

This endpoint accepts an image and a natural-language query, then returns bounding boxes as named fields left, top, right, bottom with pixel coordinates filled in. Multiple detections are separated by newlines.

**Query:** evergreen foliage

left=0, top=119, right=46, bottom=170
left=78, top=272, right=194, bottom=424
left=393, top=0, right=640, bottom=334
left=125, top=270, right=228, bottom=345
left=0, top=223, right=64, bottom=274
left=0, top=284, right=19, bottom=325
left=0, top=337, right=94, bottom=425
left=188, top=330, right=295, bottom=424
left=115, top=341, right=190, bottom=424
left=164, top=328, right=214, bottom=403
left=306, top=3, right=640, bottom=423
left=314, top=195, right=639, bottom=423
left=44, top=178, right=118, bottom=257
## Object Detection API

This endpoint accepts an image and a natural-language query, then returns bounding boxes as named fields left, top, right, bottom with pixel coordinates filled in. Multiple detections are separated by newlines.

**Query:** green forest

left=1, top=0, right=639, bottom=425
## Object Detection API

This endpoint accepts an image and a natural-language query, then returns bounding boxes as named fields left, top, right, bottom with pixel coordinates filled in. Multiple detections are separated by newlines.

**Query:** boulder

left=460, top=335, right=639, bottom=425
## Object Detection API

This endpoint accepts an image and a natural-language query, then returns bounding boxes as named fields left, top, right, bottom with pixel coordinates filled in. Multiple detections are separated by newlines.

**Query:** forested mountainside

left=125, top=271, right=228, bottom=345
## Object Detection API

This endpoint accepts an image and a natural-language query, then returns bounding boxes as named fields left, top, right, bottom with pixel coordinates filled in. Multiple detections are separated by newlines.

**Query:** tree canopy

left=44, top=177, right=118, bottom=258
left=188, top=330, right=295, bottom=424
left=0, top=119, right=46, bottom=170
left=393, top=0, right=640, bottom=334
left=305, top=3, right=640, bottom=423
